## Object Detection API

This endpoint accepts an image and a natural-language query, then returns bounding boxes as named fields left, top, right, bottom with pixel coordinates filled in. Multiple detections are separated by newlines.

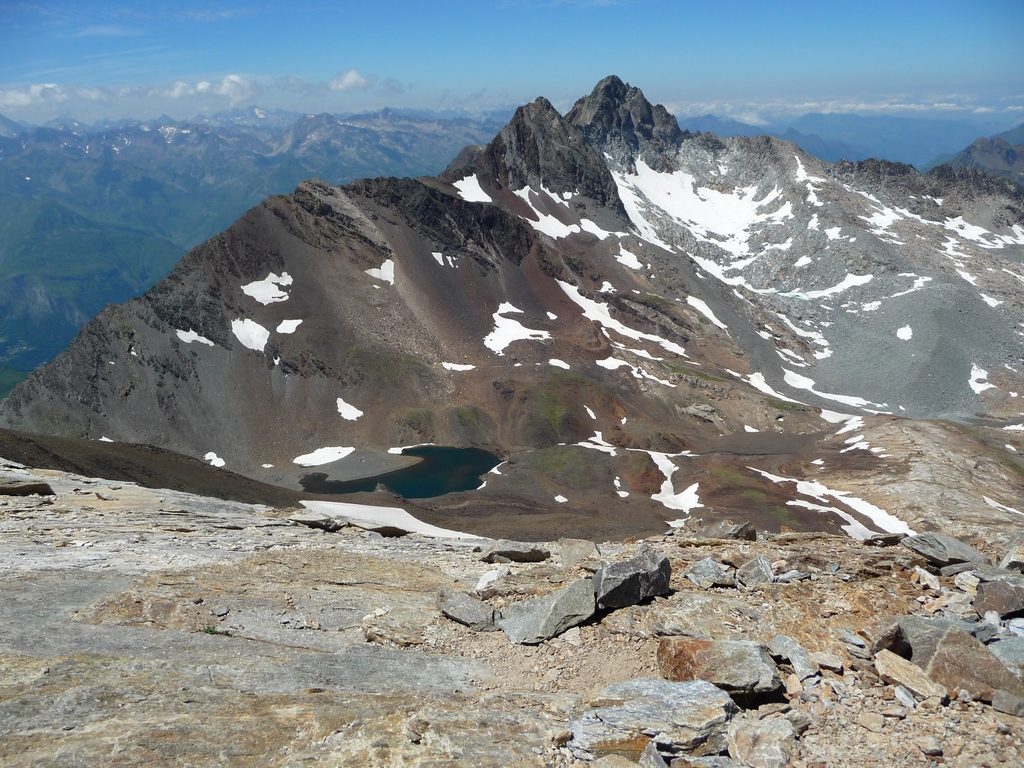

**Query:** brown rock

left=0, top=479, right=54, bottom=496
left=657, top=637, right=781, bottom=694
left=923, top=628, right=1024, bottom=702
left=856, top=711, right=885, bottom=732
left=974, top=579, right=1024, bottom=619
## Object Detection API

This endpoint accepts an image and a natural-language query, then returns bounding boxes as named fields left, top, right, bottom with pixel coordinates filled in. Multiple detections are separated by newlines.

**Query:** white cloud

left=328, top=69, right=371, bottom=92
left=213, top=74, right=257, bottom=103
left=0, top=83, right=70, bottom=109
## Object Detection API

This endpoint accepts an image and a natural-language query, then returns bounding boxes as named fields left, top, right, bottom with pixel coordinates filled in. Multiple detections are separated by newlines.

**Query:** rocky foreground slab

left=0, top=458, right=1022, bottom=766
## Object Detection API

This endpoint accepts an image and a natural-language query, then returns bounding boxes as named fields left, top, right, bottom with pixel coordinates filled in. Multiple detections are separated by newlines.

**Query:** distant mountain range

left=934, top=123, right=1024, bottom=184
left=0, top=107, right=506, bottom=391
left=678, top=113, right=1023, bottom=169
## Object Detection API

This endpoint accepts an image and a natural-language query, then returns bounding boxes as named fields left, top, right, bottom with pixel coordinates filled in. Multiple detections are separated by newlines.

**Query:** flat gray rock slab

left=727, top=715, right=797, bottom=768
left=593, top=545, right=671, bottom=609
left=481, top=539, right=551, bottom=563
left=901, top=532, right=986, bottom=567
left=439, top=588, right=501, bottom=631
left=568, top=678, right=737, bottom=760
left=499, top=578, right=595, bottom=644
left=685, top=558, right=736, bottom=589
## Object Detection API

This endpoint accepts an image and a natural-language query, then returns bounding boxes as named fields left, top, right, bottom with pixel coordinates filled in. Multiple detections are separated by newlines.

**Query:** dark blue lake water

left=299, top=446, right=501, bottom=499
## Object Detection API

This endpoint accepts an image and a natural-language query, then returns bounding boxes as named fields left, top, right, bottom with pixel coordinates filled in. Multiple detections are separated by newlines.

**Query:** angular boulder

left=974, top=579, right=1024, bottom=619
left=657, top=637, right=781, bottom=694
left=438, top=587, right=501, bottom=631
left=695, top=520, right=756, bottom=541
left=922, top=628, right=1024, bottom=702
left=873, top=649, right=947, bottom=701
left=593, top=545, right=671, bottom=609
left=767, top=635, right=818, bottom=680
left=499, top=578, right=595, bottom=644
left=685, top=558, right=736, bottom=589
left=727, top=716, right=797, bottom=768
left=481, top=539, right=551, bottom=563
left=568, top=678, right=737, bottom=759
left=901, top=532, right=986, bottom=567
left=736, top=555, right=774, bottom=587
left=988, top=637, right=1024, bottom=678
left=871, top=615, right=996, bottom=662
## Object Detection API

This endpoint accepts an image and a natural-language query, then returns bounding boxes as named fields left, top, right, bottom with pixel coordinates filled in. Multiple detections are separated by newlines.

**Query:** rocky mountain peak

left=566, top=74, right=684, bottom=167
left=443, top=95, right=626, bottom=215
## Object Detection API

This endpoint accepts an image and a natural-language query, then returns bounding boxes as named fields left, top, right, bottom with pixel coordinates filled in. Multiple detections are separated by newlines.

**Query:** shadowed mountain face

left=939, top=122, right=1024, bottom=185
left=0, top=109, right=505, bottom=376
left=3, top=76, right=1023, bottom=538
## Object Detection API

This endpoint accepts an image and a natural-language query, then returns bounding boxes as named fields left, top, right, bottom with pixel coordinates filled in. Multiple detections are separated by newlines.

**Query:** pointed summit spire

left=566, top=75, right=683, bottom=167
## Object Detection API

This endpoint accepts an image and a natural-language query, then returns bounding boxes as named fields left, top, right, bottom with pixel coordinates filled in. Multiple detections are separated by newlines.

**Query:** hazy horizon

left=2, top=0, right=1022, bottom=128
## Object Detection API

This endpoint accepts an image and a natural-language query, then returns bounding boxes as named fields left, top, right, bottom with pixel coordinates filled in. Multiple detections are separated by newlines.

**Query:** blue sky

left=2, top=0, right=1022, bottom=125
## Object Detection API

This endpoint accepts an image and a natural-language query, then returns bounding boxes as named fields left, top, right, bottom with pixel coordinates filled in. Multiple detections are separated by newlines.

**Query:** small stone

left=837, top=628, right=867, bottom=648
left=916, top=737, right=944, bottom=757
left=287, top=510, right=342, bottom=532
left=438, top=587, right=501, bottom=631
left=856, top=711, right=885, bottom=732
left=638, top=739, right=669, bottom=768
left=893, top=685, right=917, bottom=709
left=999, top=534, right=1024, bottom=574
left=809, top=651, right=842, bottom=673
left=210, top=606, right=229, bottom=617
left=954, top=570, right=981, bottom=595
left=912, top=566, right=940, bottom=591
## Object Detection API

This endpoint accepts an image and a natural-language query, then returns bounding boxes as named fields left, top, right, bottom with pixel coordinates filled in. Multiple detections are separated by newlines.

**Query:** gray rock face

left=768, top=635, right=818, bottom=680
left=685, top=558, right=736, bottom=589
left=593, top=545, right=671, bottom=609
left=901, top=532, right=986, bottom=567
left=736, top=555, right=774, bottom=587
left=498, top=578, right=595, bottom=644
left=481, top=539, right=551, bottom=564
left=727, top=716, right=797, bottom=768
left=992, top=689, right=1024, bottom=717
left=568, top=678, right=737, bottom=759
left=695, top=520, right=757, bottom=541
left=658, top=637, right=782, bottom=694
left=438, top=588, right=501, bottom=632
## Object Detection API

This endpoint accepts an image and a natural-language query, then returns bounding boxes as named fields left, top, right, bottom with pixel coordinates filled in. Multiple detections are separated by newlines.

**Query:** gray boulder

left=499, top=578, right=595, bottom=644
left=871, top=615, right=996, bottom=662
left=438, top=587, right=501, bottom=631
left=695, top=520, right=756, bottom=541
left=736, top=555, right=774, bottom=587
left=481, top=539, right=551, bottom=563
left=974, top=579, right=1024, bottom=619
left=658, top=637, right=781, bottom=694
left=685, top=558, right=736, bottom=589
left=768, top=635, right=818, bottom=680
left=593, top=545, right=671, bottom=609
left=901, top=532, right=986, bottom=567
left=568, top=678, right=737, bottom=759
